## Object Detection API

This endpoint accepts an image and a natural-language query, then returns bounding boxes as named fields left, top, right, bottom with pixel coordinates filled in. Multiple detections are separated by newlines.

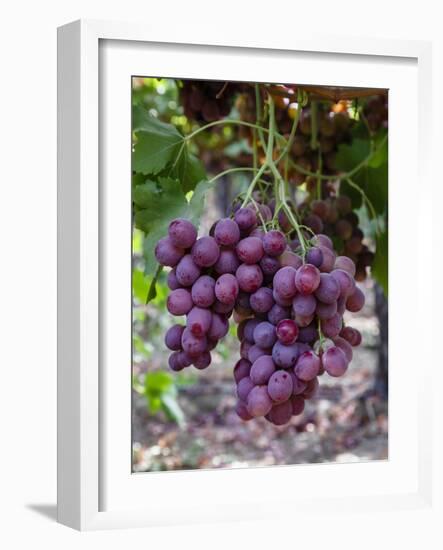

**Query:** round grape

left=236, top=263, right=263, bottom=293
left=295, top=264, right=321, bottom=295
left=250, top=355, right=276, bottom=385
left=247, top=386, right=273, bottom=417
left=250, top=287, right=274, bottom=313
left=208, top=313, right=229, bottom=341
left=234, top=207, right=257, bottom=232
left=155, top=237, right=184, bottom=267
left=263, top=230, right=287, bottom=257
left=191, top=275, right=216, bottom=308
left=276, top=319, right=299, bottom=345
left=164, top=324, right=185, bottom=351
left=175, top=254, right=201, bottom=287
left=293, top=293, right=317, bottom=317
left=215, top=273, right=239, bottom=304
left=237, top=376, right=254, bottom=401
left=267, top=400, right=293, bottom=425
left=167, top=288, right=193, bottom=316
left=346, top=286, right=365, bottom=312
left=168, top=218, right=197, bottom=249
left=268, top=370, right=293, bottom=403
left=291, top=395, right=305, bottom=416
left=236, top=237, right=264, bottom=264
left=315, top=273, right=340, bottom=304
left=322, top=346, right=348, bottom=377
left=233, top=358, right=251, bottom=383
left=181, top=328, right=207, bottom=358
left=272, top=341, right=300, bottom=368
left=294, top=351, right=321, bottom=381
left=191, top=236, right=220, bottom=267
left=187, top=307, right=212, bottom=336
left=274, top=266, right=297, bottom=298
left=214, top=218, right=240, bottom=246
left=253, top=321, right=277, bottom=348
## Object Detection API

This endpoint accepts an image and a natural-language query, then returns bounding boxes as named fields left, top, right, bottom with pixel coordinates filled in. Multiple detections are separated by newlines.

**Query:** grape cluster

left=155, top=208, right=364, bottom=425
left=180, top=80, right=240, bottom=123
left=302, top=196, right=374, bottom=281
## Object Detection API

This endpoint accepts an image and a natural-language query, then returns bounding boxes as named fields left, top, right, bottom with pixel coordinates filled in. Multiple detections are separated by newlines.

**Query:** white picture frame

left=57, top=19, right=434, bottom=531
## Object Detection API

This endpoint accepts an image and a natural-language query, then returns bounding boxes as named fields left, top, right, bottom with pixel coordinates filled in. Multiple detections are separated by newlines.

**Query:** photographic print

left=131, top=79, right=388, bottom=472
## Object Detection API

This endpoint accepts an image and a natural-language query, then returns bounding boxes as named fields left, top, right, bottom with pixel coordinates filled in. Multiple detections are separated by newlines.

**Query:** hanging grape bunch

left=134, top=81, right=387, bottom=427
left=156, top=203, right=364, bottom=426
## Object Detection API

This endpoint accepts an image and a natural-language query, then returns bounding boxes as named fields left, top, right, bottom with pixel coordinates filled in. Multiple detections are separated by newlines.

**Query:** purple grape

left=213, top=300, right=234, bottom=314
left=167, top=288, right=193, bottom=315
left=340, top=326, right=362, bottom=347
left=306, top=247, right=323, bottom=268
left=236, top=264, right=263, bottom=293
left=263, top=230, right=286, bottom=257
left=268, top=370, right=293, bottom=403
left=247, top=344, right=270, bottom=364
left=191, top=275, right=216, bottom=307
left=215, top=273, right=239, bottom=304
left=164, top=324, right=185, bottom=351
left=208, top=313, right=229, bottom=340
left=167, top=269, right=180, bottom=290
left=237, top=376, right=254, bottom=401
left=260, top=255, right=281, bottom=277
left=273, top=266, right=297, bottom=299
left=315, top=273, right=340, bottom=304
left=181, top=328, right=207, bottom=358
left=346, top=286, right=365, bottom=312
left=337, top=295, right=346, bottom=315
left=294, top=313, right=314, bottom=327
left=295, top=264, right=321, bottom=295
left=207, top=339, right=218, bottom=351
left=303, top=213, right=324, bottom=234
left=247, top=386, right=273, bottom=417
left=175, top=254, right=201, bottom=287
left=333, top=336, right=353, bottom=362
left=249, top=227, right=265, bottom=240
left=258, top=204, right=272, bottom=222
left=191, top=236, right=220, bottom=267
left=294, top=351, right=321, bottom=381
left=331, top=269, right=355, bottom=298
left=302, top=378, right=319, bottom=399
left=292, top=293, right=317, bottom=317
left=272, top=341, right=300, bottom=368
left=318, top=245, right=336, bottom=273
left=155, top=236, right=184, bottom=267
left=250, top=355, right=276, bottom=385
left=214, top=249, right=240, bottom=275
left=268, top=304, right=290, bottom=325
left=233, top=358, right=251, bottom=383
left=235, top=400, right=253, bottom=421
left=187, top=306, right=212, bottom=336
left=322, top=346, right=348, bottom=377
left=250, top=287, right=274, bottom=313
left=243, top=318, right=261, bottom=343
left=279, top=250, right=303, bottom=269
left=311, top=234, right=333, bottom=250
left=298, top=323, right=318, bottom=344
left=316, top=299, right=337, bottom=320
left=267, top=400, right=293, bottom=425
left=276, top=319, right=299, bottom=345
left=321, top=313, right=343, bottom=338
left=236, top=237, right=264, bottom=264
left=236, top=291, right=251, bottom=311
left=193, top=351, right=212, bottom=370
left=272, top=289, right=292, bottom=307
left=214, top=218, right=240, bottom=246
left=291, top=395, right=305, bottom=415
left=290, top=373, right=307, bottom=395
left=168, top=351, right=186, bottom=372
left=234, top=207, right=257, bottom=231
left=240, top=339, right=252, bottom=359
left=334, top=255, right=356, bottom=277
left=253, top=321, right=277, bottom=348
left=168, top=218, right=197, bottom=249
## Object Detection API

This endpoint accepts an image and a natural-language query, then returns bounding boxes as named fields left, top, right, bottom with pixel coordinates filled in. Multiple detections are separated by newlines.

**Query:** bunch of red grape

left=155, top=206, right=364, bottom=426
left=180, top=80, right=241, bottom=123
left=303, top=196, right=374, bottom=281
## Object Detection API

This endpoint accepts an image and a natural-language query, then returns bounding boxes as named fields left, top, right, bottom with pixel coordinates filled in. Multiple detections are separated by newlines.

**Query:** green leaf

left=146, top=264, right=163, bottom=304
left=161, top=393, right=186, bottom=427
left=336, top=134, right=388, bottom=216
left=173, top=152, right=206, bottom=193
left=188, top=180, right=214, bottom=225
left=132, top=268, right=149, bottom=304
left=372, top=229, right=388, bottom=296
left=145, top=371, right=174, bottom=395
left=133, top=114, right=185, bottom=175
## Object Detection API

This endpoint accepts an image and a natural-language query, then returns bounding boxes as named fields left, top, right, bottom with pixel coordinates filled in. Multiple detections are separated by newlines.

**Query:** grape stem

left=208, top=166, right=263, bottom=184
